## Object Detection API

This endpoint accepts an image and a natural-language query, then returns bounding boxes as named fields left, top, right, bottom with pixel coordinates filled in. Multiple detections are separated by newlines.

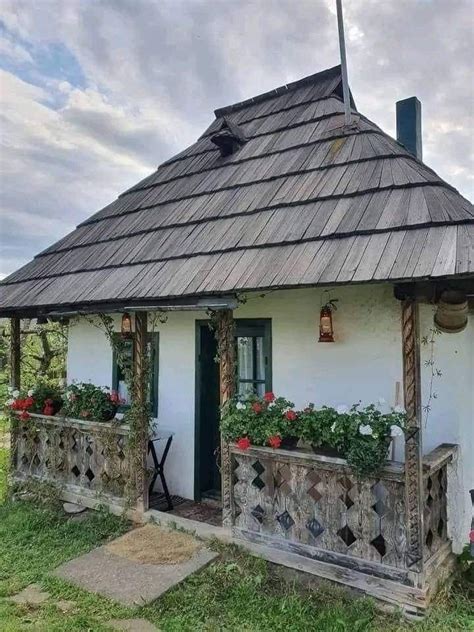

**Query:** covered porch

left=6, top=281, right=472, bottom=615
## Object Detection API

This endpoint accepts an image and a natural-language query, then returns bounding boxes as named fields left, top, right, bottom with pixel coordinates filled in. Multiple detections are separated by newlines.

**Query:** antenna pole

left=336, top=0, right=352, bottom=126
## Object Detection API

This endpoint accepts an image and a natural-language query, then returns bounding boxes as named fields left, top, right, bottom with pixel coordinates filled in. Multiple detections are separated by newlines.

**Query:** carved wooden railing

left=230, top=443, right=457, bottom=586
left=12, top=413, right=131, bottom=509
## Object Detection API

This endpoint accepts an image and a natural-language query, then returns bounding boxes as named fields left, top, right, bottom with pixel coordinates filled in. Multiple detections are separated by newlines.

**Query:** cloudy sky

left=0, top=0, right=472, bottom=279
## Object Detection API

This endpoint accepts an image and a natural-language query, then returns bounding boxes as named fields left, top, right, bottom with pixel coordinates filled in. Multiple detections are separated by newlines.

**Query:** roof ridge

left=214, top=64, right=342, bottom=117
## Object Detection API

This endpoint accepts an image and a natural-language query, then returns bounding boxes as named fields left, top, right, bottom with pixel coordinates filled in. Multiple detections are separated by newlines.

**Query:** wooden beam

left=133, top=311, right=149, bottom=513
left=215, top=309, right=236, bottom=526
left=401, top=299, right=424, bottom=574
left=10, top=317, right=21, bottom=389
left=9, top=317, right=21, bottom=474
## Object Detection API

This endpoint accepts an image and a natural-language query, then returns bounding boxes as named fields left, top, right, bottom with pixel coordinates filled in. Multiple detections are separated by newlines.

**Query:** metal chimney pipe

left=336, top=0, right=352, bottom=126
left=396, top=97, right=422, bottom=160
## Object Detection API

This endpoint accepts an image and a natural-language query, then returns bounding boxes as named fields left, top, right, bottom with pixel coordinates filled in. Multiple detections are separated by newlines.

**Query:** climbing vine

left=421, top=324, right=442, bottom=426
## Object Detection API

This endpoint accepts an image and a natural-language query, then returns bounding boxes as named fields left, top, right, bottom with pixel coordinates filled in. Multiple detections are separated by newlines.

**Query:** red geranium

left=268, top=435, right=282, bottom=449
left=285, top=410, right=297, bottom=421
left=24, top=396, right=34, bottom=409
left=20, top=410, right=30, bottom=421
left=263, top=392, right=275, bottom=403
left=236, top=437, right=251, bottom=450
left=252, top=402, right=263, bottom=414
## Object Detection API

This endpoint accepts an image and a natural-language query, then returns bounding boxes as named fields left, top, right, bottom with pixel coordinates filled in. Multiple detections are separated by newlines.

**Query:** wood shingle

left=1, top=64, right=473, bottom=315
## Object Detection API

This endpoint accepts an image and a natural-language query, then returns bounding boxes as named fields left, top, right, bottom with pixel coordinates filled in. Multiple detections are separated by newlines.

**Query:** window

left=112, top=333, right=159, bottom=417
left=235, top=320, right=271, bottom=397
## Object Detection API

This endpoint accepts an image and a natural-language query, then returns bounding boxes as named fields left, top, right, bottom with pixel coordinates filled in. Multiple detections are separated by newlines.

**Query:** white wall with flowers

left=67, top=284, right=473, bottom=551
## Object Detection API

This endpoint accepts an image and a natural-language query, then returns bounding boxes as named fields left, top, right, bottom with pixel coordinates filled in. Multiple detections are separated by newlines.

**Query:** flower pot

left=101, top=406, right=118, bottom=422
left=311, top=444, right=342, bottom=458
left=280, top=436, right=299, bottom=450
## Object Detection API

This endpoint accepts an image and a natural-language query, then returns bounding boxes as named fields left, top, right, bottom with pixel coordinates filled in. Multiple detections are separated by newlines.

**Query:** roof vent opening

left=211, top=117, right=247, bottom=157
left=396, top=96, right=422, bottom=160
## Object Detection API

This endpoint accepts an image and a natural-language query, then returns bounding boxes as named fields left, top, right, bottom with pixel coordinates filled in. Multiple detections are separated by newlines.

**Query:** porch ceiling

left=1, top=65, right=473, bottom=316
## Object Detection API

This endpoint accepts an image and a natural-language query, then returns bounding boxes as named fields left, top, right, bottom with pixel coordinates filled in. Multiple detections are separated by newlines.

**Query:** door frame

left=194, top=318, right=272, bottom=501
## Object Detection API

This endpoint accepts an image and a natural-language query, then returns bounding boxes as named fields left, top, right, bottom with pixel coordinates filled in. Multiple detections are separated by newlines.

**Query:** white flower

left=336, top=404, right=349, bottom=415
left=236, top=402, right=246, bottom=411
left=27, top=389, right=34, bottom=397
left=331, top=422, right=337, bottom=432
left=391, top=425, right=404, bottom=437
left=6, top=399, right=14, bottom=406
left=394, top=405, right=406, bottom=414
left=12, top=390, right=19, bottom=398
left=268, top=401, right=275, bottom=409
left=7, top=386, right=13, bottom=394
left=359, top=424, right=373, bottom=436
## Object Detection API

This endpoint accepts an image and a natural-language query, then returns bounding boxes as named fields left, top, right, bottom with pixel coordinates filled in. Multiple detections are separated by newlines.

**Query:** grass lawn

left=0, top=448, right=472, bottom=631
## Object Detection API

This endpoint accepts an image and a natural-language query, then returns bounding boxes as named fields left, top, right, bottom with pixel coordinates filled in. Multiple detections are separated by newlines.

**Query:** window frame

left=111, top=332, right=160, bottom=417
left=235, top=319, right=272, bottom=395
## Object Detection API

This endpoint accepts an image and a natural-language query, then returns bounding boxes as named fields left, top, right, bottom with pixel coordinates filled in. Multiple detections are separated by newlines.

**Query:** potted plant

left=221, top=392, right=301, bottom=450
left=299, top=404, right=347, bottom=456
left=5, top=382, right=63, bottom=418
left=63, top=383, right=124, bottom=422
left=344, top=403, right=405, bottom=478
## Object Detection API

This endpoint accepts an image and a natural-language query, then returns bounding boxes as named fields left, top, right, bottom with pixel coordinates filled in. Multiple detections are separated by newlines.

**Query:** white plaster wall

left=67, top=312, right=205, bottom=499
left=419, top=304, right=474, bottom=552
left=66, top=286, right=473, bottom=551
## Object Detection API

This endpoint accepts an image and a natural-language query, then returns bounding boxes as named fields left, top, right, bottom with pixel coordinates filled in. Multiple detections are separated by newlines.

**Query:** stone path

left=8, top=584, right=50, bottom=606
left=6, top=584, right=77, bottom=614
left=53, top=526, right=218, bottom=606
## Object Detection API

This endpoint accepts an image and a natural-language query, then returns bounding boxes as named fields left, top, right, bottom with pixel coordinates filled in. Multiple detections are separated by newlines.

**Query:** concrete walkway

left=53, top=525, right=218, bottom=607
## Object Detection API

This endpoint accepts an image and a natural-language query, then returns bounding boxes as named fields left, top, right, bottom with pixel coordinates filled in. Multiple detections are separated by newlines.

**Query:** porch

left=6, top=284, right=472, bottom=615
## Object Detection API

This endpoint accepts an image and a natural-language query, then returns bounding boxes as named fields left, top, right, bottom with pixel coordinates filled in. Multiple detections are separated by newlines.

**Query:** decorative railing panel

left=230, top=443, right=457, bottom=581
left=13, top=413, right=131, bottom=505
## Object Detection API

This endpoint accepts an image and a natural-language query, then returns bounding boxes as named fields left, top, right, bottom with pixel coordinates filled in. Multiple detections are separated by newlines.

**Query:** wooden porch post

left=10, top=317, right=21, bottom=389
left=216, top=309, right=236, bottom=526
left=133, top=311, right=149, bottom=513
left=401, top=299, right=424, bottom=572
left=9, top=316, right=21, bottom=472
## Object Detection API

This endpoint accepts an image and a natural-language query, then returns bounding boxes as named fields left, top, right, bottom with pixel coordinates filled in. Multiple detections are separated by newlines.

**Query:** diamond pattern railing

left=14, top=413, right=131, bottom=504
left=230, top=447, right=411, bottom=569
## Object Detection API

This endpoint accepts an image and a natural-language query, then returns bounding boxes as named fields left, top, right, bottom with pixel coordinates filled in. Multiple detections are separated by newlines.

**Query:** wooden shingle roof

left=1, top=65, right=473, bottom=315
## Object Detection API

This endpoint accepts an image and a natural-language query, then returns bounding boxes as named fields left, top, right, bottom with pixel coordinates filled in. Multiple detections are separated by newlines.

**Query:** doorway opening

left=195, top=319, right=272, bottom=502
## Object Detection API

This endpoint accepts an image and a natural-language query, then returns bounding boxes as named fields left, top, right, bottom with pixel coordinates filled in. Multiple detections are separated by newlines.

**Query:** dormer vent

left=211, top=117, right=247, bottom=156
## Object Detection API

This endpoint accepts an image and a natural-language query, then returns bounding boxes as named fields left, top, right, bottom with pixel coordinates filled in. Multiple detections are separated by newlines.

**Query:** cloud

left=0, top=0, right=472, bottom=278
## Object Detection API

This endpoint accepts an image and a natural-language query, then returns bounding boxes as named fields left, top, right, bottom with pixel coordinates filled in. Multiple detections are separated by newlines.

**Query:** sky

left=0, top=0, right=473, bottom=279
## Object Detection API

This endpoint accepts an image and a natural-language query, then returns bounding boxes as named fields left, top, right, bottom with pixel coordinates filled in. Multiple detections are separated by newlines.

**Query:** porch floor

left=168, top=500, right=222, bottom=527
left=149, top=493, right=222, bottom=527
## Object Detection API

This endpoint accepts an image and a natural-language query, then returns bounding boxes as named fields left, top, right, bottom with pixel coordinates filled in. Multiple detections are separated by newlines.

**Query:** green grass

left=0, top=458, right=472, bottom=630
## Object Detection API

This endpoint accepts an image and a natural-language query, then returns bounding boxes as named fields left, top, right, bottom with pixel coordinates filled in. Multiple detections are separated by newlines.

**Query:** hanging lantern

left=319, top=304, right=335, bottom=342
left=121, top=312, right=132, bottom=337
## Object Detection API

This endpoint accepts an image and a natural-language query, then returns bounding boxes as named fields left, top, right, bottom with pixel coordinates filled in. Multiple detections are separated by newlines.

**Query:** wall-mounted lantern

left=121, top=312, right=132, bottom=337
left=318, top=295, right=338, bottom=343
